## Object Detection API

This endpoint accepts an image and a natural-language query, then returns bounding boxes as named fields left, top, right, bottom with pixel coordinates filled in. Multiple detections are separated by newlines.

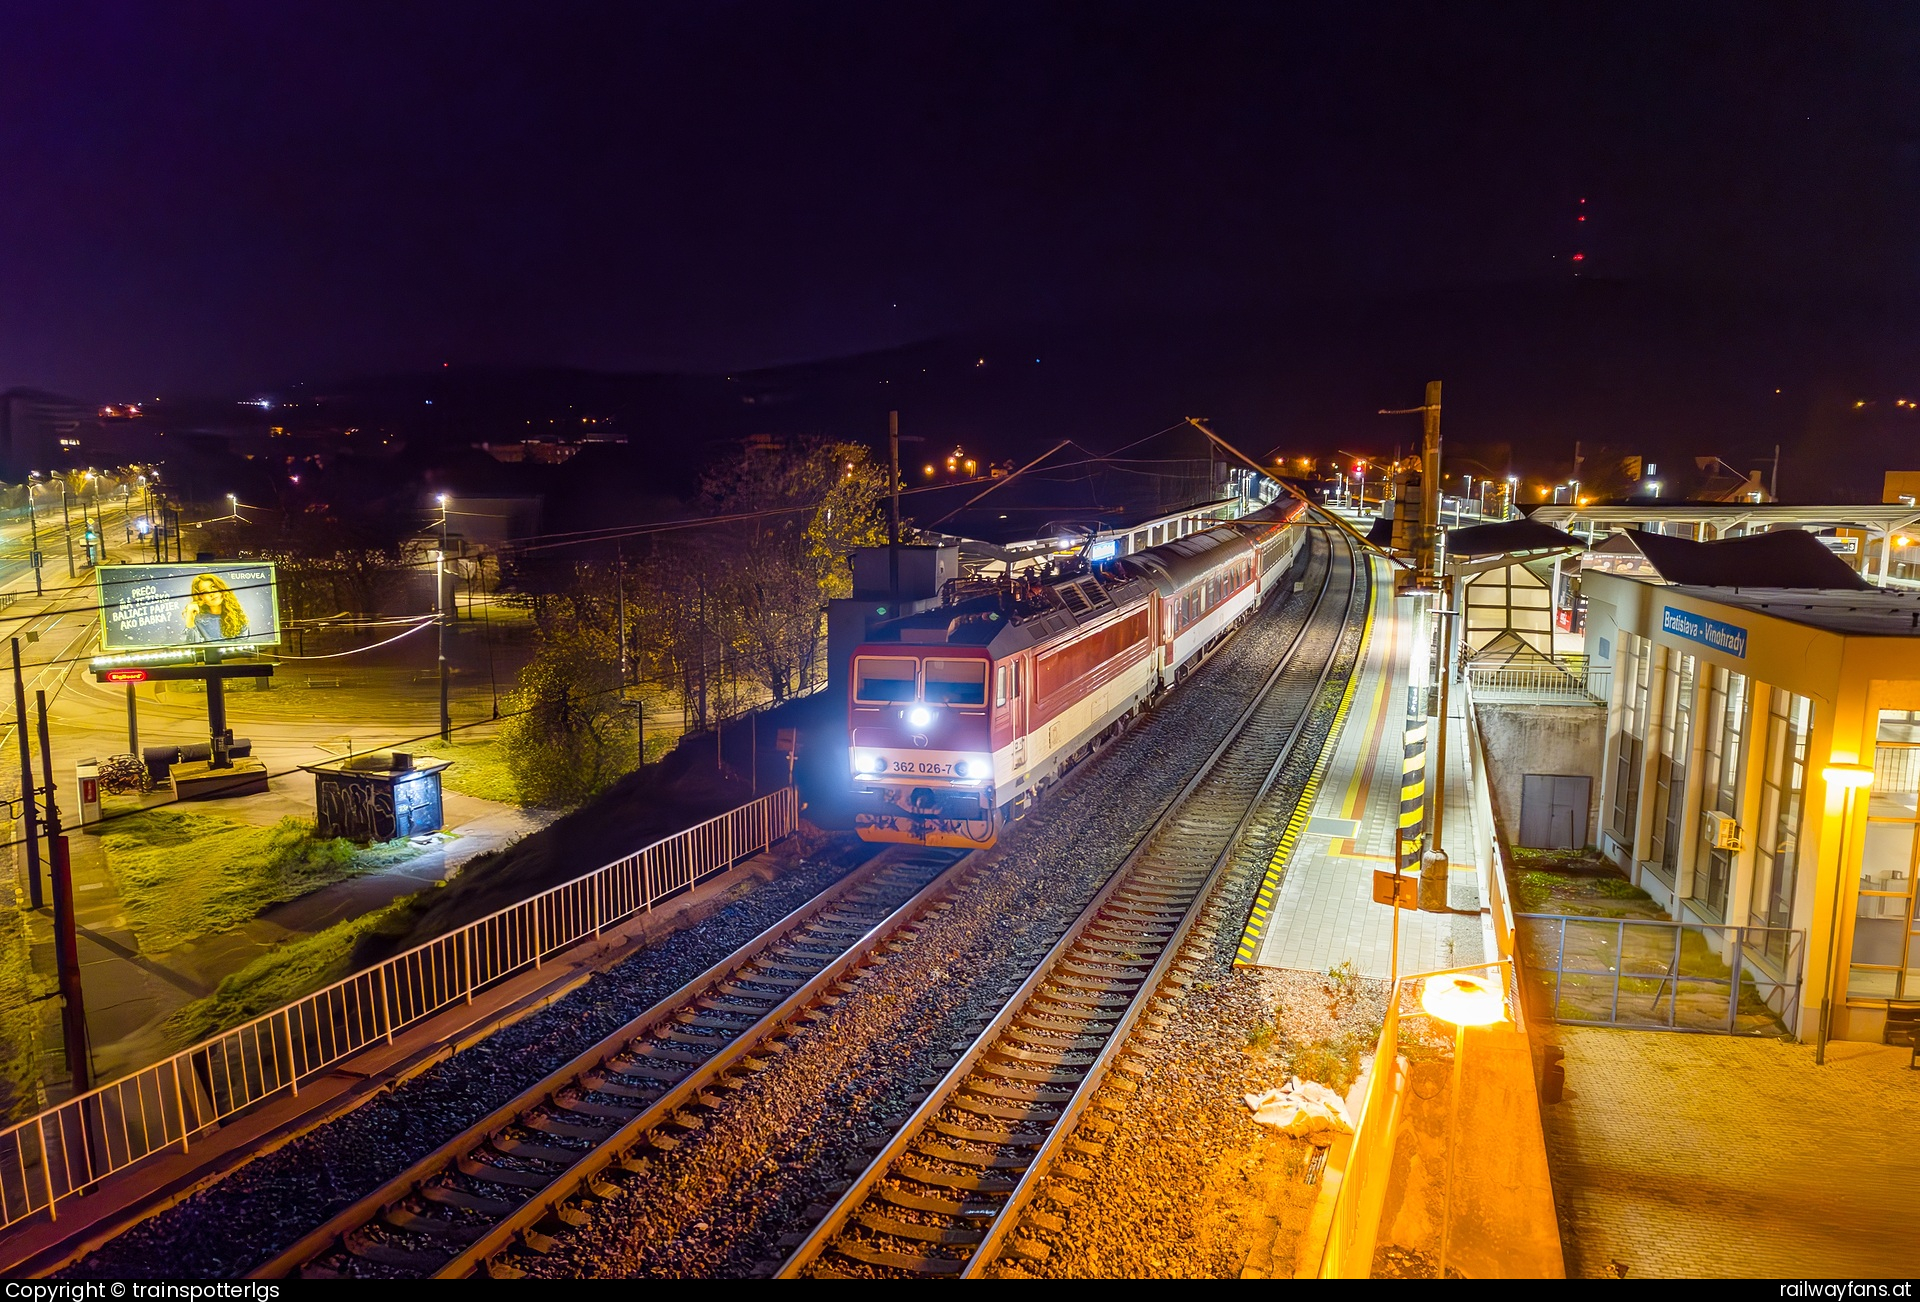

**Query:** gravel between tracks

left=1000, top=547, right=1392, bottom=1280
left=63, top=833, right=869, bottom=1280
left=513, top=543, right=1338, bottom=1279
left=69, top=538, right=1333, bottom=1281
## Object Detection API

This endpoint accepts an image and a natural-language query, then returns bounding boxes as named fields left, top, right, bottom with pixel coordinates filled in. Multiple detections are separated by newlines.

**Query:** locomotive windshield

left=924, top=658, right=988, bottom=706
left=854, top=656, right=919, bottom=703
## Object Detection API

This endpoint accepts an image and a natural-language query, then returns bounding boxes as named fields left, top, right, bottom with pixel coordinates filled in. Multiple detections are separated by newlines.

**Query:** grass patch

left=100, top=811, right=426, bottom=952
left=1510, top=848, right=1659, bottom=918
left=0, top=902, right=49, bottom=1121
left=417, top=736, right=520, bottom=805
left=1286, top=1033, right=1369, bottom=1094
left=163, top=895, right=419, bottom=1045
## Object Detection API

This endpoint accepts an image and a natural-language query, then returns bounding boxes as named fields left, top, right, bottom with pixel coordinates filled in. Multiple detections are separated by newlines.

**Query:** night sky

left=4, top=3, right=1918, bottom=438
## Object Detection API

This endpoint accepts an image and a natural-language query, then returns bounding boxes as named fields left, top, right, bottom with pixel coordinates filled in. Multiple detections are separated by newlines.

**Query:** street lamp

left=1421, top=971, right=1508, bottom=1279
left=23, top=474, right=42, bottom=596
left=1504, top=474, right=1517, bottom=521
left=1816, top=762, right=1874, bottom=1065
left=436, top=493, right=451, bottom=743
left=57, top=475, right=73, bottom=578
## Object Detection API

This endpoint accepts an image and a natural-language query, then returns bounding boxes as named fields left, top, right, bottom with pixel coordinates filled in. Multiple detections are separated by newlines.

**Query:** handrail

left=0, top=785, right=799, bottom=1233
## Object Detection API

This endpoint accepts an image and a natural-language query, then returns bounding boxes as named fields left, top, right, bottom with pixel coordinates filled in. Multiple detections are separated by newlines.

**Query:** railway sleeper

left=949, top=1095, right=1062, bottom=1124
left=856, top=1212, right=983, bottom=1246
left=896, top=1162, right=1018, bottom=1193
left=929, top=1118, right=1045, bottom=1146
left=525, top=1113, right=615, bottom=1142
left=1003, top=1028, right=1106, bottom=1053
left=381, top=1206, right=483, bottom=1243
left=420, top=1184, right=518, bottom=1217
left=876, top=1185, right=999, bottom=1218
left=456, top=1154, right=553, bottom=1189
left=964, top=1078, right=1074, bottom=1104
left=913, top=1141, right=1031, bottom=1171
left=579, top=1072, right=659, bottom=1103
left=490, top=1134, right=578, bottom=1166
left=343, top=1232, right=447, bottom=1274
left=555, top=1096, right=640, bottom=1122
left=828, top=1240, right=964, bottom=1276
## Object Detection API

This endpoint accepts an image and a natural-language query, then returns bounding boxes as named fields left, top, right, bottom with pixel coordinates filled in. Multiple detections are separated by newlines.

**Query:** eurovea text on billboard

left=97, top=563, right=282, bottom=654
left=1660, top=605, right=1746, bottom=659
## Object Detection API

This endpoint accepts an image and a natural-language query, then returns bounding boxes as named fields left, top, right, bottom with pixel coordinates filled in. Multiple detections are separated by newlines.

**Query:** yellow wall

left=1581, top=572, right=1920, bottom=1039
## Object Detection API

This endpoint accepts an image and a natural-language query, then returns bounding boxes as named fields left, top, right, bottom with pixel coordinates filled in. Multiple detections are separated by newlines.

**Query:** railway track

left=779, top=526, right=1363, bottom=1279
left=61, top=525, right=1354, bottom=1282
left=252, top=844, right=976, bottom=1279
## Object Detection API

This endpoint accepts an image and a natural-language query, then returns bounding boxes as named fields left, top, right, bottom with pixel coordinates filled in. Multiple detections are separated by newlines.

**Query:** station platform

left=1239, top=557, right=1485, bottom=977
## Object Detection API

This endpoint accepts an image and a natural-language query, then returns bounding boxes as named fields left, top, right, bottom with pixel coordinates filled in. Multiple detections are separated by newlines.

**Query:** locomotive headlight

left=955, top=758, right=990, bottom=779
left=854, top=753, right=885, bottom=775
left=907, top=706, right=934, bottom=728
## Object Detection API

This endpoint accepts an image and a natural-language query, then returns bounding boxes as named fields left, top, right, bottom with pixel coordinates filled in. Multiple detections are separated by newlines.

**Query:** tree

left=498, top=601, right=633, bottom=807
left=696, top=438, right=887, bottom=701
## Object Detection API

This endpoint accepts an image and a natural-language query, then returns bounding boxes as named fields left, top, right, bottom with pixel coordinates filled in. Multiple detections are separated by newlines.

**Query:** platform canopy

left=1623, top=527, right=1874, bottom=590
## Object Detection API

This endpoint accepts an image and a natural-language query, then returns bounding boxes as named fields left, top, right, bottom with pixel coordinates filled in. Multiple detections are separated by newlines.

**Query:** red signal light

left=1571, top=252, right=1585, bottom=262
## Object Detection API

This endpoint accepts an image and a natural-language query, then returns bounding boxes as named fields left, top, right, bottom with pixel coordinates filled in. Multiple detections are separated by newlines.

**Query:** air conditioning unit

left=1704, top=810, right=1744, bottom=851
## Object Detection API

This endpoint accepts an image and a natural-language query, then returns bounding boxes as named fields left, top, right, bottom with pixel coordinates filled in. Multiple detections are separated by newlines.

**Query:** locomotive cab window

left=925, top=658, right=988, bottom=706
left=995, top=664, right=1009, bottom=707
left=854, top=656, right=918, bottom=704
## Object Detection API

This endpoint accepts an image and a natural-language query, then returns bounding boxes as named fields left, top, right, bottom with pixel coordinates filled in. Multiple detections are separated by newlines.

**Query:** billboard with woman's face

left=96, top=563, right=281, bottom=653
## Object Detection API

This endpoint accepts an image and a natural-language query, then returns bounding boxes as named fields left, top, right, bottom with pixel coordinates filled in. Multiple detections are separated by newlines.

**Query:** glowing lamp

left=1822, top=764, right=1873, bottom=791
left=907, top=706, right=933, bottom=728
left=1419, top=973, right=1506, bottom=1027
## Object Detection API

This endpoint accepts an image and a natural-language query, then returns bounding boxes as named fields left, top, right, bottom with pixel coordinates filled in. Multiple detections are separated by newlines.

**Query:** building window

left=1608, top=635, right=1652, bottom=846
left=1850, top=710, right=1920, bottom=998
left=1647, top=653, right=1697, bottom=885
left=1690, top=664, right=1749, bottom=922
left=1749, top=689, right=1812, bottom=966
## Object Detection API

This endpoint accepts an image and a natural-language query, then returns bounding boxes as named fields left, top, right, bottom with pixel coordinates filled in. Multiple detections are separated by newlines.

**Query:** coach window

left=854, top=656, right=918, bottom=704
left=925, top=659, right=988, bottom=707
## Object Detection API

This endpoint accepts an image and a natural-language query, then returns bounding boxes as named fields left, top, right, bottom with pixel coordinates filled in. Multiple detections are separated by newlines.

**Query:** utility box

left=303, top=753, right=452, bottom=843
left=75, top=760, right=100, bottom=827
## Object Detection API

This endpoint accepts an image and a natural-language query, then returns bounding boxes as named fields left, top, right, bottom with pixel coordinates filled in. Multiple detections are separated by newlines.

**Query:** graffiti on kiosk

left=317, top=776, right=398, bottom=842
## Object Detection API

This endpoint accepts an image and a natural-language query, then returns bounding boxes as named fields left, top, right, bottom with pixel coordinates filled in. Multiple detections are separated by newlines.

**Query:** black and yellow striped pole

left=1394, top=717, right=1427, bottom=983
left=1399, top=718, right=1427, bottom=868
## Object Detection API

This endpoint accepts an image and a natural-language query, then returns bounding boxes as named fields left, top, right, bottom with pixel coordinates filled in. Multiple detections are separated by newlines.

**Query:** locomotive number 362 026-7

left=889, top=759, right=952, bottom=775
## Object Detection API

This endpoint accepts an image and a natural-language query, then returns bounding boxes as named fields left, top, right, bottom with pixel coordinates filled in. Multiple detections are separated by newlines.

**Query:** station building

left=1579, top=543, right=1920, bottom=1044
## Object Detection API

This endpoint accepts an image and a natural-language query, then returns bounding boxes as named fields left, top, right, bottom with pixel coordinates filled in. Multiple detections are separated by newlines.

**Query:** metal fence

left=1516, top=913, right=1802, bottom=1036
left=0, top=785, right=799, bottom=1232
left=1465, top=654, right=1608, bottom=703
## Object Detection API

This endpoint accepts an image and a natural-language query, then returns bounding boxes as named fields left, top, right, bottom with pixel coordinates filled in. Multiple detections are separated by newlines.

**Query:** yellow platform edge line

left=1236, top=549, right=1378, bottom=965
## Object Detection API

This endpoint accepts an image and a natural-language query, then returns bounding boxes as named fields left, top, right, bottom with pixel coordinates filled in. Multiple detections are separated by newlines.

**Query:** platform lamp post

left=1504, top=474, right=1518, bottom=521
left=1817, top=762, right=1873, bottom=1065
left=1422, top=971, right=1508, bottom=1280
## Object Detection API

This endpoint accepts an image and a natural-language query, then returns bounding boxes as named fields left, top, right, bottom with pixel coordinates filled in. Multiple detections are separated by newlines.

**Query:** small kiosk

left=302, top=753, right=452, bottom=842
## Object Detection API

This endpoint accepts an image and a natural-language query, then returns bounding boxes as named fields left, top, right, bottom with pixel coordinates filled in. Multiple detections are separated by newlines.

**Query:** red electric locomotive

left=848, top=499, right=1308, bottom=847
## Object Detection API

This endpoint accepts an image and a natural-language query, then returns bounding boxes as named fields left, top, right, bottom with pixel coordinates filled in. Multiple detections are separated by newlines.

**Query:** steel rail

left=779, top=529, right=1361, bottom=1278
left=251, top=844, right=975, bottom=1279
left=964, top=534, right=1366, bottom=1276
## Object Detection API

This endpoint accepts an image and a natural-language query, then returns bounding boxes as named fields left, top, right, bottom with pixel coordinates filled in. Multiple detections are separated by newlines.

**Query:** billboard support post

left=205, top=650, right=229, bottom=770
left=125, top=684, right=138, bottom=755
